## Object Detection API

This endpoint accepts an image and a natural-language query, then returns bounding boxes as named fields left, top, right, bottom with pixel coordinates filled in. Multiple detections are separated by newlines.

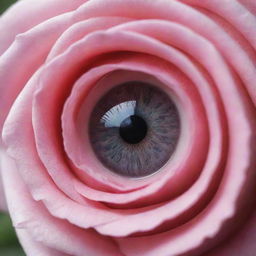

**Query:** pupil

left=119, top=115, right=147, bottom=144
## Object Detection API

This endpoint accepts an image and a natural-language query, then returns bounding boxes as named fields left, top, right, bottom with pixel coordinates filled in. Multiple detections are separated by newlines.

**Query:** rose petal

left=0, top=0, right=91, bottom=138
left=37, top=24, right=256, bottom=256
left=16, top=230, right=69, bottom=256
left=34, top=25, right=219, bottom=195
left=2, top=69, right=127, bottom=229
left=0, top=0, right=87, bottom=55
left=239, top=0, right=256, bottom=15
left=1, top=1, right=255, bottom=255
left=1, top=146, right=123, bottom=256
left=63, top=54, right=208, bottom=207
left=74, top=0, right=256, bottom=105
left=0, top=11, right=73, bottom=137
left=179, top=0, right=256, bottom=49
left=47, top=17, right=133, bottom=61
left=0, top=150, right=7, bottom=211
left=207, top=210, right=256, bottom=256
left=33, top=29, right=225, bottom=238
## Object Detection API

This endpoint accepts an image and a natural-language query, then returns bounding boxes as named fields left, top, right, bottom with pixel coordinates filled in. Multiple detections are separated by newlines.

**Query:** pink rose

left=1, top=0, right=256, bottom=255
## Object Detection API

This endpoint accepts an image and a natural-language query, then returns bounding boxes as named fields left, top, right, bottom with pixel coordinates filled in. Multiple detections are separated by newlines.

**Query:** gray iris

left=89, top=81, right=180, bottom=178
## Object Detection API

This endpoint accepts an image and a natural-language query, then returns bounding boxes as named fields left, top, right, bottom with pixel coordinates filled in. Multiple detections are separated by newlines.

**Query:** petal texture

left=0, top=0, right=256, bottom=255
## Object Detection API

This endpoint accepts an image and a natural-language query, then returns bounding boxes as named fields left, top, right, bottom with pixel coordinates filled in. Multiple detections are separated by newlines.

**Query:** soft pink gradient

left=0, top=0, right=256, bottom=255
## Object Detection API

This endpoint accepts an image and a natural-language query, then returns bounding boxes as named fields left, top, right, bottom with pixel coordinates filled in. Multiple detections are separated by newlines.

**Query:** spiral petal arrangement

left=1, top=1, right=256, bottom=256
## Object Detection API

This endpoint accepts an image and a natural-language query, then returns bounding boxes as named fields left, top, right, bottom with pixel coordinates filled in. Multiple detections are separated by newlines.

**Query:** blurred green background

left=0, top=0, right=17, bottom=14
left=1, top=2, right=25, bottom=256
left=0, top=213, right=25, bottom=256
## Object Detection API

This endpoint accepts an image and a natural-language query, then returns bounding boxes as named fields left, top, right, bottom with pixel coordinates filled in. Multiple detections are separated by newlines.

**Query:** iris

left=89, top=81, right=180, bottom=177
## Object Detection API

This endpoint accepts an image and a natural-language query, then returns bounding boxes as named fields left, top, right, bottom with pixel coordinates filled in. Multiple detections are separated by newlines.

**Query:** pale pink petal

left=207, top=209, right=256, bottom=256
left=90, top=19, right=256, bottom=237
left=0, top=151, right=7, bottom=211
left=97, top=29, right=256, bottom=256
left=47, top=16, right=133, bottom=61
left=34, top=16, right=256, bottom=255
left=1, top=148, right=123, bottom=256
left=0, top=1, right=255, bottom=255
left=2, top=68, right=84, bottom=202
left=33, top=26, right=214, bottom=195
left=2, top=69, right=126, bottom=229
left=180, top=0, right=256, bottom=50
left=239, top=0, right=256, bottom=14
left=63, top=54, right=208, bottom=207
left=0, top=13, right=132, bottom=200
left=16, top=230, right=70, bottom=256
left=0, top=0, right=87, bottom=55
left=0, top=0, right=90, bottom=136
left=0, top=12, right=73, bottom=135
left=74, top=0, right=256, bottom=105
left=34, top=29, right=225, bottom=238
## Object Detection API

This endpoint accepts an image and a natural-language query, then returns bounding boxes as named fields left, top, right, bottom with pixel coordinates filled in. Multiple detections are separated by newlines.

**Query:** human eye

left=88, top=77, right=180, bottom=178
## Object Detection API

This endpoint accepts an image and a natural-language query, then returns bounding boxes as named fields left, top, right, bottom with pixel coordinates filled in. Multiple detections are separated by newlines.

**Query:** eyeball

left=89, top=81, right=181, bottom=178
